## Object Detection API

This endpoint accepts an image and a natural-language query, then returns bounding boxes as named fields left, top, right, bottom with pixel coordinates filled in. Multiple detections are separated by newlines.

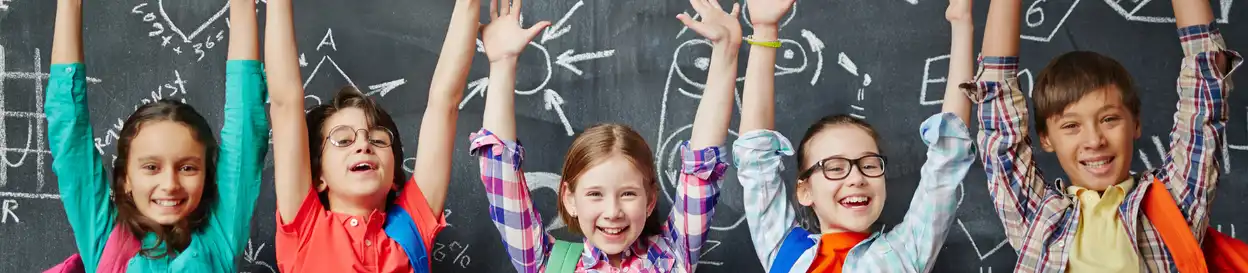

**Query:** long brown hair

left=305, top=86, right=407, bottom=208
left=794, top=114, right=882, bottom=233
left=557, top=124, right=663, bottom=238
left=112, top=100, right=218, bottom=258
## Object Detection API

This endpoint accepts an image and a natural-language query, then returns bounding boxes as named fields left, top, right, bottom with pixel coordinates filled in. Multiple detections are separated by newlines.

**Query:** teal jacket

left=46, top=61, right=269, bottom=273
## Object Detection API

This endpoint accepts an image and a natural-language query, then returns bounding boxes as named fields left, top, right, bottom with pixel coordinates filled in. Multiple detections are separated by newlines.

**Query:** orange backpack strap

left=1142, top=177, right=1208, bottom=273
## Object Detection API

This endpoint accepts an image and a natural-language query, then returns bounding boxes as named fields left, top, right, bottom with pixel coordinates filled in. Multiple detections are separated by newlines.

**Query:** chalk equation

left=432, top=241, right=473, bottom=269
left=130, top=0, right=231, bottom=62
left=93, top=70, right=189, bottom=168
left=1020, top=0, right=1081, bottom=43
left=458, top=0, right=615, bottom=137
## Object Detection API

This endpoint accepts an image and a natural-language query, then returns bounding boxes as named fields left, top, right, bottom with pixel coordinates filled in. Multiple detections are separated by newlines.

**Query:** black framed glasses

left=325, top=125, right=394, bottom=148
left=799, top=155, right=887, bottom=181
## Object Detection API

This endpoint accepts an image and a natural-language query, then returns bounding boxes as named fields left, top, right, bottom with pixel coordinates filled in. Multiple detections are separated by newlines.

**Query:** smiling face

left=317, top=107, right=397, bottom=210
left=797, top=125, right=886, bottom=234
left=562, top=155, right=657, bottom=256
left=124, top=121, right=207, bottom=225
left=1040, top=87, right=1140, bottom=191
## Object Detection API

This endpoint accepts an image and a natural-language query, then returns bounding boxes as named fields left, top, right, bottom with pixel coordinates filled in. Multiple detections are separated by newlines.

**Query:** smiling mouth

left=1079, top=157, right=1114, bottom=175
left=350, top=162, right=376, bottom=172
left=153, top=199, right=184, bottom=207
left=598, top=226, right=629, bottom=236
left=839, top=196, right=871, bottom=209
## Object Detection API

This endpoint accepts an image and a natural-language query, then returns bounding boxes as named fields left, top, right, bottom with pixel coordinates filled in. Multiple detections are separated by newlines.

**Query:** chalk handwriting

left=1, top=0, right=12, bottom=11
left=131, top=1, right=230, bottom=61
left=1020, top=0, right=1081, bottom=43
left=1106, top=0, right=1233, bottom=24
left=1, top=199, right=16, bottom=223
left=93, top=70, right=188, bottom=161
left=432, top=241, right=473, bottom=268
left=919, top=54, right=1033, bottom=105
left=318, top=28, right=338, bottom=52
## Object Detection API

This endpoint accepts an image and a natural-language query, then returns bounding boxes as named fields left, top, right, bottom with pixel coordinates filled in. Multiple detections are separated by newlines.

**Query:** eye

left=827, top=166, right=846, bottom=173
left=1060, top=122, right=1078, bottom=130
left=141, top=164, right=159, bottom=171
left=179, top=164, right=200, bottom=173
left=1102, top=116, right=1122, bottom=123
left=585, top=191, right=602, bottom=197
left=369, top=138, right=390, bottom=146
left=622, top=191, right=639, bottom=197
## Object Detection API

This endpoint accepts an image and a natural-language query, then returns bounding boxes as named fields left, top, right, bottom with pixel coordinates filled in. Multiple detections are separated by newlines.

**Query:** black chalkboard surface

left=1, top=0, right=1245, bottom=272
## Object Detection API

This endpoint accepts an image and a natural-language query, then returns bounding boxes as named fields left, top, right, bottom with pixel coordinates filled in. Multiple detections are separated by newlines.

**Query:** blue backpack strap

left=546, top=239, right=583, bottom=273
left=769, top=228, right=816, bottom=273
left=384, top=205, right=431, bottom=273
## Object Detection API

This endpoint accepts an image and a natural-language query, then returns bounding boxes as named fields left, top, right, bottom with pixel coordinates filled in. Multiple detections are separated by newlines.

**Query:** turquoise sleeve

left=46, top=63, right=115, bottom=273
left=199, top=60, right=270, bottom=269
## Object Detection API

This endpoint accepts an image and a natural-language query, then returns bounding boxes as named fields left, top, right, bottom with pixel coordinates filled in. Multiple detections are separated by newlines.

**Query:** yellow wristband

left=744, top=35, right=781, bottom=48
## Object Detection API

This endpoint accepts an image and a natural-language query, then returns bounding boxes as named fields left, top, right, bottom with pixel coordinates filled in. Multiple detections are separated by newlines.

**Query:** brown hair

left=556, top=123, right=663, bottom=237
left=306, top=86, right=407, bottom=209
left=112, top=100, right=218, bottom=258
left=793, top=114, right=882, bottom=232
left=1034, top=51, right=1141, bottom=134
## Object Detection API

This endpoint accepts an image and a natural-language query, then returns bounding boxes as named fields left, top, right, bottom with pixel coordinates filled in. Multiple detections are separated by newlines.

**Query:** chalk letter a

left=318, top=29, right=337, bottom=52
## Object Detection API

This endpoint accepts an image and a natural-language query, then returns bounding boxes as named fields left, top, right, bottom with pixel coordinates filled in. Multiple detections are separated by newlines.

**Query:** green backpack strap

left=546, top=239, right=584, bottom=273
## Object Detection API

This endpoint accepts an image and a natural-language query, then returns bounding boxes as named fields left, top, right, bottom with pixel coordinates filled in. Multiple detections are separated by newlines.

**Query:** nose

left=159, top=170, right=183, bottom=193
left=602, top=198, right=624, bottom=220
left=842, top=166, right=867, bottom=188
left=351, top=132, right=375, bottom=155
left=1080, top=125, right=1108, bottom=150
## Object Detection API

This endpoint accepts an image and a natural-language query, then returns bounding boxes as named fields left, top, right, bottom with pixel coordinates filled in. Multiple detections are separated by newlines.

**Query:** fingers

left=708, top=0, right=724, bottom=11
left=730, top=3, right=741, bottom=16
left=676, top=13, right=701, bottom=29
left=510, top=0, right=521, bottom=17
left=490, top=0, right=499, bottom=19
left=526, top=21, right=552, bottom=40
left=688, top=0, right=707, bottom=14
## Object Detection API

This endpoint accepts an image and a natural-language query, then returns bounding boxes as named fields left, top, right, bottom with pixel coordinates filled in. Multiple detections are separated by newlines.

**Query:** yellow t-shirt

left=1066, top=178, right=1141, bottom=272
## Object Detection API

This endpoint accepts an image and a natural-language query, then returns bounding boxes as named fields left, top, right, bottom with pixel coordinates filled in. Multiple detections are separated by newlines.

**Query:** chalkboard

left=0, top=0, right=1245, bottom=272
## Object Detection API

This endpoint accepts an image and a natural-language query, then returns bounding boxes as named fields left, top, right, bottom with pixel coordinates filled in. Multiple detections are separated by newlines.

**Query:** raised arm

left=855, top=1, right=978, bottom=270
left=47, top=0, right=115, bottom=267
left=944, top=0, right=974, bottom=124
left=670, top=0, right=738, bottom=267
left=480, top=0, right=550, bottom=141
left=474, top=1, right=554, bottom=272
left=265, top=0, right=314, bottom=224
left=1162, top=0, right=1242, bottom=238
left=972, top=0, right=1046, bottom=251
left=203, top=0, right=271, bottom=258
left=730, top=0, right=797, bottom=269
left=409, top=0, right=480, bottom=217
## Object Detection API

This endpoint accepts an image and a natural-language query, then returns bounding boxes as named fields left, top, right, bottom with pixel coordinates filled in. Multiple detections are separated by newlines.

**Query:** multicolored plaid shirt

left=733, top=112, right=976, bottom=273
left=968, top=24, right=1241, bottom=272
left=469, top=129, right=728, bottom=273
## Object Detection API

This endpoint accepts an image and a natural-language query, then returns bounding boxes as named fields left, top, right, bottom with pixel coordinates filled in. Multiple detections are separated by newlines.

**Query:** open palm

left=747, top=0, right=795, bottom=26
left=482, top=0, right=551, bottom=63
left=677, top=0, right=742, bottom=44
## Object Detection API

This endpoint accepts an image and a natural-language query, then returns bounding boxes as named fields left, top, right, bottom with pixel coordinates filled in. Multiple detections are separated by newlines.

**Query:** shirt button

left=365, top=240, right=372, bottom=247
left=64, top=67, right=73, bottom=73
left=350, top=218, right=359, bottom=226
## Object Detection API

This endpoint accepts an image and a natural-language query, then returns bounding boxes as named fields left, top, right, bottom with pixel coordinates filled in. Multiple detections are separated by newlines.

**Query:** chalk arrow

left=555, top=49, right=615, bottom=76
left=541, top=0, right=585, bottom=44
left=801, top=29, right=826, bottom=86
left=365, top=79, right=407, bottom=97
left=458, top=77, right=490, bottom=109
left=543, top=89, right=574, bottom=136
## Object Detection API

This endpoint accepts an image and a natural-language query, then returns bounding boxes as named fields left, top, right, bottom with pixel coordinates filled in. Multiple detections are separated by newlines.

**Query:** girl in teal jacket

left=44, top=0, right=268, bottom=272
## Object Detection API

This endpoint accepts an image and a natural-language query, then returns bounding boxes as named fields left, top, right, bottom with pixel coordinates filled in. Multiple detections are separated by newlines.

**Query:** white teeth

left=840, top=196, right=869, bottom=204
left=154, top=200, right=181, bottom=207
left=1083, top=160, right=1110, bottom=168
left=600, top=227, right=624, bottom=235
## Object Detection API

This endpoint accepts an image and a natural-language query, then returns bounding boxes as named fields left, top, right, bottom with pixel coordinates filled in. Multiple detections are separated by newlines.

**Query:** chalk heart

left=158, top=0, right=230, bottom=43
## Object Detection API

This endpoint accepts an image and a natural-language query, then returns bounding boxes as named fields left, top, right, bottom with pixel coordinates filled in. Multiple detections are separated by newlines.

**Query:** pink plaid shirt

left=469, top=129, right=728, bottom=273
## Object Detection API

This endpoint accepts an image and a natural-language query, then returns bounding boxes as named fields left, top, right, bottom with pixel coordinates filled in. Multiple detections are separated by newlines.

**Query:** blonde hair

left=557, top=123, right=663, bottom=237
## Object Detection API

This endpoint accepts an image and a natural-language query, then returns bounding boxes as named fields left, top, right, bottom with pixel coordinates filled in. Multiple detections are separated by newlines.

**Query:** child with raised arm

left=467, top=0, right=733, bottom=271
left=264, top=0, right=479, bottom=271
left=970, top=0, right=1240, bottom=271
left=44, top=0, right=268, bottom=272
left=731, top=0, right=977, bottom=272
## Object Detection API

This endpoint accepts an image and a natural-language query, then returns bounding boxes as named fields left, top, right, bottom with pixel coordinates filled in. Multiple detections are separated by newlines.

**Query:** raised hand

left=482, top=0, right=551, bottom=64
left=947, top=0, right=972, bottom=24
left=677, top=0, right=742, bottom=46
left=746, top=0, right=795, bottom=27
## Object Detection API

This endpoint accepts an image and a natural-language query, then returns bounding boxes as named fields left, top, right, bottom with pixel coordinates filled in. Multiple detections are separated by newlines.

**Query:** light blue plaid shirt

left=732, top=112, right=975, bottom=273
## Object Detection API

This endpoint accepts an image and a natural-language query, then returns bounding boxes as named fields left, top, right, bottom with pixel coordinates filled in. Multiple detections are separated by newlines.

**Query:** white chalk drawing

left=458, top=3, right=615, bottom=137
left=1, top=199, right=17, bottom=223
left=524, top=172, right=568, bottom=233
left=1216, top=224, right=1237, bottom=238
left=432, top=241, right=473, bottom=268
left=956, top=219, right=1011, bottom=260
left=0, top=46, right=102, bottom=197
left=300, top=30, right=408, bottom=100
left=93, top=70, right=188, bottom=167
left=1105, top=0, right=1233, bottom=24
left=918, top=54, right=1034, bottom=105
left=0, top=0, right=11, bottom=11
left=1020, top=0, right=1081, bottom=43
left=317, top=28, right=338, bottom=52
left=242, top=239, right=276, bottom=273
left=130, top=0, right=232, bottom=61
left=1223, top=107, right=1247, bottom=174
